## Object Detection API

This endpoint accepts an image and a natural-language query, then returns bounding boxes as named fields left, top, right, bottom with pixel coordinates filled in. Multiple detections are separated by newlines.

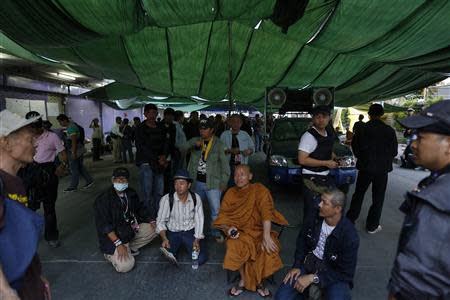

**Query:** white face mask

left=113, top=182, right=128, bottom=192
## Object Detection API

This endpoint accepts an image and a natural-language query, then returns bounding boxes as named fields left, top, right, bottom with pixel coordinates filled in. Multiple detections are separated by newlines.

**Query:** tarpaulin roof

left=1, top=0, right=449, bottom=107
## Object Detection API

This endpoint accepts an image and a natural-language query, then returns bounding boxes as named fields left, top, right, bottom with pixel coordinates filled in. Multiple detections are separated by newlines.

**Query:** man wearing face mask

left=94, top=167, right=157, bottom=273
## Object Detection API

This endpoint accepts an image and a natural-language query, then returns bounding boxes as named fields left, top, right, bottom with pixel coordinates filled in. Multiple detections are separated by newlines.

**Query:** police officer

left=298, top=105, right=338, bottom=223
left=388, top=101, right=450, bottom=300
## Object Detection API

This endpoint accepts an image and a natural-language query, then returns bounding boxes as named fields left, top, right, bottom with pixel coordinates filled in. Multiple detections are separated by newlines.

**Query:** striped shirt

left=156, top=192, right=204, bottom=239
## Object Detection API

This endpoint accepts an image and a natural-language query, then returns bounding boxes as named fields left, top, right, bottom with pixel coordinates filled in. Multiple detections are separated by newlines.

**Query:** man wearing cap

left=298, top=105, right=338, bottom=223
left=94, top=167, right=157, bottom=273
left=156, top=169, right=207, bottom=265
left=181, top=118, right=230, bottom=241
left=220, top=114, right=254, bottom=186
left=388, top=101, right=450, bottom=300
left=0, top=109, right=50, bottom=300
left=56, top=114, right=94, bottom=192
left=346, top=104, right=398, bottom=234
left=135, top=104, right=169, bottom=223
left=22, top=111, right=68, bottom=248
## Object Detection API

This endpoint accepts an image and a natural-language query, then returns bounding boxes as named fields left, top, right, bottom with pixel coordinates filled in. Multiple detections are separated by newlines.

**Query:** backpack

left=168, top=190, right=197, bottom=212
left=75, top=122, right=85, bottom=143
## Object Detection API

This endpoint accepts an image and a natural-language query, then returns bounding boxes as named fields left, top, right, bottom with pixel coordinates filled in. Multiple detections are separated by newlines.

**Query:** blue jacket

left=293, top=214, right=359, bottom=289
left=389, top=165, right=450, bottom=299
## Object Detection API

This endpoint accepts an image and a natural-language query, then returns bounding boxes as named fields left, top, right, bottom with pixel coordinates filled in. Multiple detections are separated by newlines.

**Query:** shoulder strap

left=0, top=176, right=4, bottom=197
left=169, top=191, right=197, bottom=212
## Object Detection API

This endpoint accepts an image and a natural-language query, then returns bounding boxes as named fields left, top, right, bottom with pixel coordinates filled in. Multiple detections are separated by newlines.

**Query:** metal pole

left=227, top=21, right=233, bottom=116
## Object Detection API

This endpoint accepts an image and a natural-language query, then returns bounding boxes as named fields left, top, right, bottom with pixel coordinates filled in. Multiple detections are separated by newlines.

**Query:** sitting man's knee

left=113, top=256, right=135, bottom=273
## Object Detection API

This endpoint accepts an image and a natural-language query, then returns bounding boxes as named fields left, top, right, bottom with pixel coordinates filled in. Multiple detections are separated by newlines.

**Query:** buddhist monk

left=214, top=164, right=288, bottom=297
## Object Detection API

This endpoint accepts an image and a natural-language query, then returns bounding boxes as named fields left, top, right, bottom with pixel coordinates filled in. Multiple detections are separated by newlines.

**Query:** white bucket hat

left=0, top=109, right=41, bottom=137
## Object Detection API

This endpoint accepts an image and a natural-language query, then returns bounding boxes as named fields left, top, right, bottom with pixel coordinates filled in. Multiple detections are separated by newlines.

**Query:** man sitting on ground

left=214, top=165, right=288, bottom=297
left=156, top=169, right=207, bottom=265
left=94, top=167, right=157, bottom=273
left=275, top=188, right=359, bottom=300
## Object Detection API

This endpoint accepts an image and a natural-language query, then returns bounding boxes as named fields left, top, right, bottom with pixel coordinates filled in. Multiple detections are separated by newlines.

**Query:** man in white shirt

left=156, top=169, right=207, bottom=265
left=220, top=114, right=254, bottom=186
left=298, top=106, right=338, bottom=223
left=110, top=116, right=123, bottom=163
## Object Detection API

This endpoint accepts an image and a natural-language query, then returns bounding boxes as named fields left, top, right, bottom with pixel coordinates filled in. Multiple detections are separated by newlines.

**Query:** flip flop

left=256, top=284, right=272, bottom=298
left=159, top=247, right=178, bottom=266
left=228, top=284, right=245, bottom=297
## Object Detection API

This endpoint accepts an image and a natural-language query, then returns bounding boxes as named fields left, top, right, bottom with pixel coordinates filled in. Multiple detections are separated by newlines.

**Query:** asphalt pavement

left=37, top=152, right=429, bottom=299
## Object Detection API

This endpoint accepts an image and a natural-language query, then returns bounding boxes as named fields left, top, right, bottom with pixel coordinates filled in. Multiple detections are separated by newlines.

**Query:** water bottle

left=192, top=246, right=199, bottom=270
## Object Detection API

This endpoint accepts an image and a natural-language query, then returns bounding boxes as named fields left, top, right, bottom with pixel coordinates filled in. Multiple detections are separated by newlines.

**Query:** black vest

left=303, top=128, right=334, bottom=173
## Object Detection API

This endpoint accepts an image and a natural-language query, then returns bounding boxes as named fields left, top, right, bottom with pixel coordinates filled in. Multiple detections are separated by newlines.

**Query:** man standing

left=352, top=114, right=365, bottom=137
left=275, top=188, right=359, bottom=300
left=24, top=111, right=68, bottom=248
left=214, top=165, right=288, bottom=297
left=94, top=167, right=157, bottom=273
left=56, top=114, right=94, bottom=192
left=298, top=106, right=338, bottom=223
left=220, top=114, right=254, bottom=185
left=89, top=118, right=103, bottom=161
left=388, top=101, right=450, bottom=300
left=110, top=116, right=123, bottom=163
left=134, top=104, right=169, bottom=223
left=346, top=104, right=397, bottom=234
left=0, top=110, right=50, bottom=300
left=157, top=169, right=206, bottom=265
left=183, top=111, right=200, bottom=140
left=162, top=108, right=177, bottom=193
left=181, top=119, right=229, bottom=241
left=253, top=114, right=264, bottom=152
left=174, top=110, right=187, bottom=170
left=121, top=118, right=134, bottom=163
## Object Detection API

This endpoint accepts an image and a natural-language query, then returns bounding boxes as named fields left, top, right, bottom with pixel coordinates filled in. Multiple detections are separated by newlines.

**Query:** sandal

left=256, top=284, right=272, bottom=298
left=228, top=284, right=245, bottom=297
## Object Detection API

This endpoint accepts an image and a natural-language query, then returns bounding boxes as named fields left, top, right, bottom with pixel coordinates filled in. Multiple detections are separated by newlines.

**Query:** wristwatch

left=312, top=274, right=320, bottom=284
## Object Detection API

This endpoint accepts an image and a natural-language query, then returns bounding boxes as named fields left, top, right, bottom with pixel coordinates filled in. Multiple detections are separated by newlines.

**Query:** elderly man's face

left=174, top=179, right=191, bottom=195
left=234, top=166, right=253, bottom=188
left=318, top=193, right=340, bottom=218
left=2, top=127, right=36, bottom=164
left=411, top=131, right=450, bottom=171
left=229, top=116, right=242, bottom=131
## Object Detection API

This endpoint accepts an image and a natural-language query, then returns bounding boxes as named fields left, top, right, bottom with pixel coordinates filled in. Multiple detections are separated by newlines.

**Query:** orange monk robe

left=213, top=183, right=288, bottom=291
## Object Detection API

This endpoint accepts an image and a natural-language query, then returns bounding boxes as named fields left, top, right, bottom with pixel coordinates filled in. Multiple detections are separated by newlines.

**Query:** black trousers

left=92, top=138, right=102, bottom=160
left=29, top=163, right=60, bottom=241
left=346, top=170, right=388, bottom=231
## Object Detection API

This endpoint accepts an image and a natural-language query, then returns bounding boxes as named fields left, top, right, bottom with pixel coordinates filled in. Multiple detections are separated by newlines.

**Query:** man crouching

left=214, top=165, right=288, bottom=297
left=94, top=167, right=157, bottom=272
left=156, top=169, right=207, bottom=265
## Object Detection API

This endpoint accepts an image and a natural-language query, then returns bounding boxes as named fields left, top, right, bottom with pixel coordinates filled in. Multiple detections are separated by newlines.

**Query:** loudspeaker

left=269, top=87, right=334, bottom=114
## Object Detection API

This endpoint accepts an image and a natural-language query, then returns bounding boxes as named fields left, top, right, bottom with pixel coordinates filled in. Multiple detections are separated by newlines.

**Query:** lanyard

left=201, top=136, right=215, bottom=161
left=118, top=193, right=128, bottom=215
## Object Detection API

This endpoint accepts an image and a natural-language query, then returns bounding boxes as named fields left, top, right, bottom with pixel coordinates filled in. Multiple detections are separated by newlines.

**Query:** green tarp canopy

left=1, top=0, right=449, bottom=107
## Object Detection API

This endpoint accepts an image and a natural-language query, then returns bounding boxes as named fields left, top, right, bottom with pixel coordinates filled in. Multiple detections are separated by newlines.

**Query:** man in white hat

left=0, top=109, right=50, bottom=300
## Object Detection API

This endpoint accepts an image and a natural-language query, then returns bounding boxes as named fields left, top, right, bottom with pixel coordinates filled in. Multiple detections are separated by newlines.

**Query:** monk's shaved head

left=235, top=164, right=251, bottom=174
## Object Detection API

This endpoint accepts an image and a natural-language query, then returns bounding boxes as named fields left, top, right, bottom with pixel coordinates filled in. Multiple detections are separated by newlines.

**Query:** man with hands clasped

left=275, top=188, right=359, bottom=300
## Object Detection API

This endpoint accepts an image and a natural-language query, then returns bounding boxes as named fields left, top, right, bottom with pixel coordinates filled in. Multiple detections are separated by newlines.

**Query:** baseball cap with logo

left=0, top=109, right=41, bottom=137
left=199, top=119, right=214, bottom=129
left=398, top=101, right=450, bottom=136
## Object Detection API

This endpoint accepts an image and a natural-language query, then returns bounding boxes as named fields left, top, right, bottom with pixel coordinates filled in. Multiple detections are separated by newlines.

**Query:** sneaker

left=159, top=247, right=178, bottom=265
left=63, top=187, right=77, bottom=193
left=130, top=249, right=140, bottom=256
left=47, top=240, right=61, bottom=248
left=82, top=182, right=94, bottom=189
left=367, top=225, right=382, bottom=234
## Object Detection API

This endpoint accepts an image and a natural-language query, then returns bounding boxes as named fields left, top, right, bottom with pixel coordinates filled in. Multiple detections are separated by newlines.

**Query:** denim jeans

left=255, top=132, right=263, bottom=152
left=139, top=164, right=164, bottom=220
left=274, top=280, right=351, bottom=300
left=194, top=181, right=221, bottom=236
left=68, top=153, right=93, bottom=188
left=167, top=229, right=207, bottom=265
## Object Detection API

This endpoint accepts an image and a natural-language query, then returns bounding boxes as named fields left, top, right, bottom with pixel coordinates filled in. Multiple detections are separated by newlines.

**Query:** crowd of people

left=0, top=100, right=449, bottom=300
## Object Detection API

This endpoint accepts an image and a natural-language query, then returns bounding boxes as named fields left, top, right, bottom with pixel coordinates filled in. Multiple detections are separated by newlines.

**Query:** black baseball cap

left=112, top=167, right=130, bottom=179
left=398, top=101, right=450, bottom=135
left=310, top=105, right=331, bottom=116
left=199, top=119, right=214, bottom=129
